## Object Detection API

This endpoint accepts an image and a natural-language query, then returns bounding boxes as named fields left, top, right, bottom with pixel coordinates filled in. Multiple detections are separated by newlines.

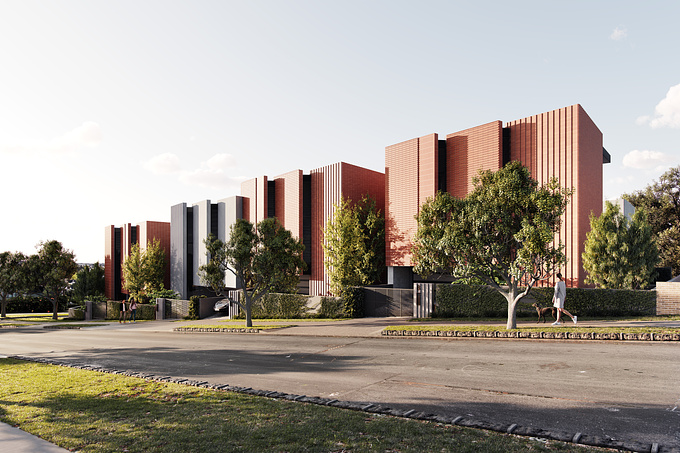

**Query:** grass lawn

left=0, top=313, right=69, bottom=322
left=0, top=358, right=603, bottom=452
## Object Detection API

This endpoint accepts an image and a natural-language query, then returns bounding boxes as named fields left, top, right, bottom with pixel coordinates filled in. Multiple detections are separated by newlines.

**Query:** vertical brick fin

left=385, top=137, right=421, bottom=267
left=273, top=170, right=303, bottom=240
left=446, top=121, right=502, bottom=198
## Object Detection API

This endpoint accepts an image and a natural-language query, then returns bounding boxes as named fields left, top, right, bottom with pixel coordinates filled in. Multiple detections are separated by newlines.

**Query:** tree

left=624, top=165, right=680, bottom=273
left=412, top=162, right=572, bottom=329
left=121, top=238, right=166, bottom=302
left=0, top=251, right=27, bottom=318
left=35, top=240, right=79, bottom=320
left=582, top=201, right=658, bottom=289
left=71, top=262, right=106, bottom=303
left=323, top=195, right=385, bottom=296
left=199, top=218, right=305, bottom=327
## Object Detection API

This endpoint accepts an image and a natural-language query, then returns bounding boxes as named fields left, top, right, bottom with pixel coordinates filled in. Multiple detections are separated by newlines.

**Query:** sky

left=1, top=0, right=679, bottom=263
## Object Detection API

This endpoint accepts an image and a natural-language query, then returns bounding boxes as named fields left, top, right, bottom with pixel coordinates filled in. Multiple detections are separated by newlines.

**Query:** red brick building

left=386, top=104, right=609, bottom=288
left=104, top=221, right=171, bottom=300
left=240, top=162, right=385, bottom=296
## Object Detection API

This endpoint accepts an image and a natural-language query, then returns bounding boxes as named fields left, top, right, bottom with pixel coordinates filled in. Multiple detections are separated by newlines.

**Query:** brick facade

left=385, top=104, right=606, bottom=288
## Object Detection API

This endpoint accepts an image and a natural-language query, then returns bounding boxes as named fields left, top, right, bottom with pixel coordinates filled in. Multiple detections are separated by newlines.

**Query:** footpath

left=2, top=315, right=679, bottom=452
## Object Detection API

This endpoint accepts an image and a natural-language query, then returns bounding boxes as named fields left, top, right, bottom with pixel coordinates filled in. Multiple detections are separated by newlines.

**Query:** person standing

left=130, top=299, right=137, bottom=322
left=119, top=300, right=128, bottom=323
left=552, top=273, right=577, bottom=326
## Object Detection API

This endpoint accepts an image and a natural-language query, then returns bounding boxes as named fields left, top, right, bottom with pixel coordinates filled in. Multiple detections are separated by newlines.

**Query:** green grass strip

left=0, top=358, right=599, bottom=452
left=385, top=325, right=680, bottom=335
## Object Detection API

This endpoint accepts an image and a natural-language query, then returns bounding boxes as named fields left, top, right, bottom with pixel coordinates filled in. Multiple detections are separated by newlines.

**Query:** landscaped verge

left=382, top=325, right=680, bottom=341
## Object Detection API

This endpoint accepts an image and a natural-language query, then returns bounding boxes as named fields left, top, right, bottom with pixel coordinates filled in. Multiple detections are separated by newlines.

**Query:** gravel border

left=382, top=329, right=680, bottom=341
left=6, top=355, right=675, bottom=453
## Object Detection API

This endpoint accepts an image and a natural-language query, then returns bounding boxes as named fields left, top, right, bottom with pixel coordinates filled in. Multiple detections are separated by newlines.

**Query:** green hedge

left=434, top=285, right=508, bottom=318
left=529, top=287, right=656, bottom=317
left=342, top=287, right=364, bottom=318
left=319, top=296, right=345, bottom=318
left=1, top=295, right=68, bottom=314
left=106, top=302, right=156, bottom=321
left=434, top=284, right=656, bottom=318
left=250, top=293, right=310, bottom=319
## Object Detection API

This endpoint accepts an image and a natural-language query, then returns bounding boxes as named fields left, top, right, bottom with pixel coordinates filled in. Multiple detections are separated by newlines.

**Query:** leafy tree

left=624, top=165, right=680, bottom=273
left=0, top=251, right=27, bottom=318
left=582, top=201, right=658, bottom=289
left=35, top=240, right=79, bottom=320
left=70, top=262, right=105, bottom=303
left=412, top=162, right=572, bottom=329
left=122, top=238, right=167, bottom=303
left=199, top=218, right=305, bottom=327
left=323, top=195, right=385, bottom=296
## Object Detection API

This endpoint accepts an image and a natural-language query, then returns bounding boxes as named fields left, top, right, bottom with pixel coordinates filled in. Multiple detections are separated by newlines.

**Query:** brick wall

left=446, top=121, right=502, bottom=198
left=506, top=104, right=603, bottom=287
left=273, top=169, right=303, bottom=239
left=385, top=134, right=438, bottom=267
left=656, top=282, right=680, bottom=315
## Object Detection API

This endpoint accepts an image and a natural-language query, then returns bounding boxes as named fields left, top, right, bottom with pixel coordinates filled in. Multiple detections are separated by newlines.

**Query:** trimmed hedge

left=529, top=287, right=656, bottom=317
left=435, top=285, right=508, bottom=318
left=434, top=284, right=656, bottom=318
left=106, top=301, right=156, bottom=321
left=251, top=293, right=309, bottom=319
left=319, top=296, right=345, bottom=318
left=1, top=295, right=68, bottom=314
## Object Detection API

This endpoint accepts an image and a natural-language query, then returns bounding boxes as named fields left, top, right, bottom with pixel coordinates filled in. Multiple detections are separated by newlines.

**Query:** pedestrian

left=119, top=300, right=128, bottom=323
left=130, top=299, right=137, bottom=322
left=552, top=273, right=577, bottom=326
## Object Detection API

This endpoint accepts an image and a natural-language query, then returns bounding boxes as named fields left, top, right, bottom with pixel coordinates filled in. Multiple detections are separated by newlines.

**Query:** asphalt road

left=1, top=320, right=679, bottom=450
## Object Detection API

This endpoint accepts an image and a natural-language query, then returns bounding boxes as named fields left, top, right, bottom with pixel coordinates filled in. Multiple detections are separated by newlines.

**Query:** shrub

left=342, top=287, right=364, bottom=318
left=251, top=293, right=309, bottom=319
left=320, top=296, right=345, bottom=318
left=188, top=296, right=200, bottom=320
left=2, top=295, right=68, bottom=314
left=530, top=287, right=655, bottom=317
left=434, top=285, right=507, bottom=318
left=435, top=284, right=657, bottom=318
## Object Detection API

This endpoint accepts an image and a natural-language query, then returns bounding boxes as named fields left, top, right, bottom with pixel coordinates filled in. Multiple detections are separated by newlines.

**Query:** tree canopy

left=0, top=251, right=27, bottom=318
left=323, top=195, right=385, bottom=296
left=199, top=218, right=305, bottom=327
left=582, top=201, right=658, bottom=289
left=122, top=238, right=166, bottom=303
left=624, top=165, right=680, bottom=274
left=412, top=161, right=572, bottom=329
left=71, top=262, right=106, bottom=303
left=35, top=240, right=79, bottom=320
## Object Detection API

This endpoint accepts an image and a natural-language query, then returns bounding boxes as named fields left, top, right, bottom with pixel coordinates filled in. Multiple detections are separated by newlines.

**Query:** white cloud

left=1, top=122, right=103, bottom=154
left=143, top=153, right=182, bottom=174
left=637, top=83, right=680, bottom=128
left=144, top=152, right=242, bottom=190
left=622, top=149, right=674, bottom=170
left=610, top=26, right=627, bottom=41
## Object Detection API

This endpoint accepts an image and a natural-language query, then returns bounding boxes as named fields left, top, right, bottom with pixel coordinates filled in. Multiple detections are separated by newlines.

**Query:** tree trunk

left=505, top=287, right=519, bottom=330
left=1, top=295, right=6, bottom=318
left=51, top=294, right=59, bottom=320
left=242, top=290, right=253, bottom=328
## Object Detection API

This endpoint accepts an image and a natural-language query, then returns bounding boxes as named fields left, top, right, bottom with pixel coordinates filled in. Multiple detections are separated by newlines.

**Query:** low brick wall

left=656, top=282, right=680, bottom=315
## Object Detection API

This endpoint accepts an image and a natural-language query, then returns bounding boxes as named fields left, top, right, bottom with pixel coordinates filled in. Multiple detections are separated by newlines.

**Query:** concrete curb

left=7, top=355, right=676, bottom=453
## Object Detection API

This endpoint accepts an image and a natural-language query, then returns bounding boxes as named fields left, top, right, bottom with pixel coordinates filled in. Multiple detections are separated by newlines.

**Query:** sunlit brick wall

left=445, top=121, right=503, bottom=198
left=385, top=134, right=438, bottom=267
